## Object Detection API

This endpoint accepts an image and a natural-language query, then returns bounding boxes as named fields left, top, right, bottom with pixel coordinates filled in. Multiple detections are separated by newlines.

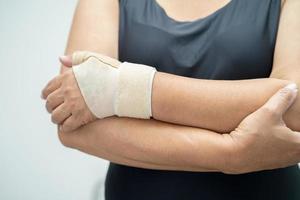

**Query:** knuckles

left=45, top=100, right=52, bottom=113
left=65, top=99, right=77, bottom=112
left=51, top=114, right=58, bottom=124
left=41, top=89, right=48, bottom=99
left=62, top=86, right=73, bottom=96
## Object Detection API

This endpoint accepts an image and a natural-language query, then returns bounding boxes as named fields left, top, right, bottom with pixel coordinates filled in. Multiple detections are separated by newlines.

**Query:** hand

left=223, top=83, right=300, bottom=174
left=68, top=51, right=156, bottom=119
left=41, top=57, right=96, bottom=132
left=41, top=50, right=156, bottom=132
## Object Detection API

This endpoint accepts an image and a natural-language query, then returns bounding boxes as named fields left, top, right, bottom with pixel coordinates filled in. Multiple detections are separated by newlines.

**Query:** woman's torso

left=105, top=0, right=300, bottom=199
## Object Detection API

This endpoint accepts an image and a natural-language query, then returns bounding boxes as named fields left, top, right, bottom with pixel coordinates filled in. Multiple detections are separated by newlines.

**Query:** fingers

left=45, top=89, right=64, bottom=113
left=59, top=51, right=93, bottom=67
left=60, top=115, right=80, bottom=132
left=261, top=83, right=298, bottom=117
left=41, top=75, right=63, bottom=99
left=51, top=103, right=71, bottom=124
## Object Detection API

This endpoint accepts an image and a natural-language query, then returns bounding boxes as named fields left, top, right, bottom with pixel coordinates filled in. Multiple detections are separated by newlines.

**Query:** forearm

left=152, top=0, right=300, bottom=132
left=59, top=117, right=231, bottom=172
left=152, top=72, right=292, bottom=132
left=61, top=0, right=298, bottom=134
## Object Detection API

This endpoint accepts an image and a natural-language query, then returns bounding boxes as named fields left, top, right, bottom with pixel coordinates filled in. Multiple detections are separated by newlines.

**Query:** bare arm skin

left=58, top=0, right=230, bottom=172
left=55, top=0, right=300, bottom=172
left=66, top=0, right=299, bottom=133
left=60, top=117, right=230, bottom=172
left=58, top=81, right=300, bottom=173
left=61, top=0, right=119, bottom=72
left=270, top=0, right=300, bottom=131
left=152, top=76, right=291, bottom=132
left=151, top=0, right=300, bottom=132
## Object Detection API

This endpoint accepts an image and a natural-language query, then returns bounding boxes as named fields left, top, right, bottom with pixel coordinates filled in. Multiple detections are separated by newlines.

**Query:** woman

left=41, top=0, right=300, bottom=199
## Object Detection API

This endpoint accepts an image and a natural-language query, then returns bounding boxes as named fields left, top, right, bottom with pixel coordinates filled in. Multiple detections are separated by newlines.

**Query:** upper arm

left=270, top=0, right=300, bottom=81
left=61, top=0, right=119, bottom=73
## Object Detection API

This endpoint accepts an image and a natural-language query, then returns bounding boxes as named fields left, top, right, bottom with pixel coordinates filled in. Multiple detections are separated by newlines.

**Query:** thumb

left=261, top=83, right=298, bottom=118
left=59, top=51, right=92, bottom=67
left=59, top=55, right=72, bottom=67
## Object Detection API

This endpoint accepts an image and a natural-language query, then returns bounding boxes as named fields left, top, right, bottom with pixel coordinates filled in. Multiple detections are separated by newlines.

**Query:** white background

left=0, top=0, right=108, bottom=199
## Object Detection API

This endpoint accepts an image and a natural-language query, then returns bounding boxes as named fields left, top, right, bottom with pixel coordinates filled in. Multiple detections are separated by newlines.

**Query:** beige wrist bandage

left=72, top=51, right=157, bottom=119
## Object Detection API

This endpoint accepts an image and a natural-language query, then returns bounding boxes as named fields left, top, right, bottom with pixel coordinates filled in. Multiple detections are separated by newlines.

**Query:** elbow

left=268, top=71, right=300, bottom=130
left=283, top=87, right=300, bottom=131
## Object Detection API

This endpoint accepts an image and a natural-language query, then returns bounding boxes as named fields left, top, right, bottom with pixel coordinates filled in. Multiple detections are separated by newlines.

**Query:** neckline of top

left=152, top=0, right=234, bottom=24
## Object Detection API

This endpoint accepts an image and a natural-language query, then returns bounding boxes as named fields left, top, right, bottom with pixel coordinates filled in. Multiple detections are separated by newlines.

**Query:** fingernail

left=285, top=83, right=298, bottom=91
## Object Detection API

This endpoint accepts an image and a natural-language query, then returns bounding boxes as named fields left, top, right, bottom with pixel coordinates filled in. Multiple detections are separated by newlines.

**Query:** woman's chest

left=119, top=0, right=281, bottom=79
left=154, top=0, right=232, bottom=22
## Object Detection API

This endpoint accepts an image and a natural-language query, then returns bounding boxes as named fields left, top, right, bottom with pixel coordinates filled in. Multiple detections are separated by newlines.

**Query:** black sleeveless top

left=105, top=0, right=300, bottom=199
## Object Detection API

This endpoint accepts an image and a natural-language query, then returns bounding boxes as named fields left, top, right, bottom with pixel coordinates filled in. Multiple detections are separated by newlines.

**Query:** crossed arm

left=139, top=0, right=300, bottom=132
left=57, top=0, right=300, bottom=171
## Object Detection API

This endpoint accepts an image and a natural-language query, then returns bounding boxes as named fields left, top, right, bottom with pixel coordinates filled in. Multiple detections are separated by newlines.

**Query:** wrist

left=115, top=62, right=157, bottom=118
left=72, top=53, right=120, bottom=118
left=72, top=51, right=157, bottom=119
left=216, top=133, right=245, bottom=174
